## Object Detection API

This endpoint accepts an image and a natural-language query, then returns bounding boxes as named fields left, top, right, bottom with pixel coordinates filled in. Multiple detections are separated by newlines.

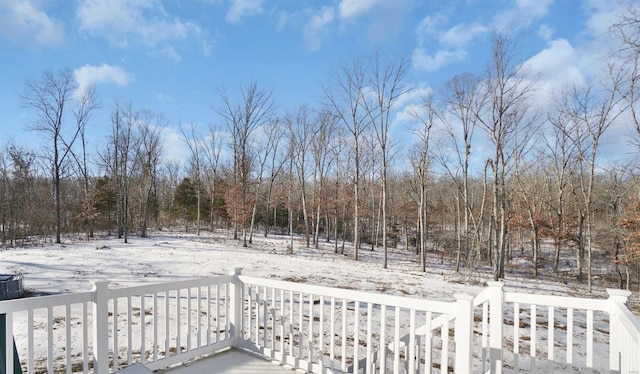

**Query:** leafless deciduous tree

left=21, top=69, right=90, bottom=243
left=565, top=80, right=626, bottom=291
left=325, top=58, right=369, bottom=261
left=71, top=86, right=98, bottom=239
left=218, top=82, right=275, bottom=247
left=180, top=123, right=204, bottom=235
left=311, top=110, right=338, bottom=248
left=410, top=96, right=435, bottom=272
left=544, top=93, right=580, bottom=274
left=437, top=73, right=484, bottom=271
left=364, top=51, right=410, bottom=269
left=99, top=101, right=140, bottom=243
left=248, top=118, right=282, bottom=243
left=287, top=106, right=315, bottom=247
left=136, top=112, right=164, bottom=238
left=261, top=119, right=287, bottom=238
left=203, top=125, right=224, bottom=231
left=612, top=5, right=640, bottom=147
left=474, top=35, right=537, bottom=281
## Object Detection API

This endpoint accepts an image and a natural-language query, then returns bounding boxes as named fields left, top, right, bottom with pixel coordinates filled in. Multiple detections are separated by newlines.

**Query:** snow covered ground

left=1, top=230, right=638, bottom=373
left=3, top=230, right=632, bottom=304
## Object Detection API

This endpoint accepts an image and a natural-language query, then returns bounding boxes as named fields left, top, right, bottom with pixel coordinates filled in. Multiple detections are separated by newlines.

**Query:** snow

left=2, top=232, right=487, bottom=300
left=1, top=230, right=638, bottom=373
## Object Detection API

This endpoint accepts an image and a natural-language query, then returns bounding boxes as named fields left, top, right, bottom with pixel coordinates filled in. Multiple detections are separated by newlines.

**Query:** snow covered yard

left=1, top=231, right=638, bottom=373
left=2, top=231, right=488, bottom=300
left=3, top=231, right=628, bottom=303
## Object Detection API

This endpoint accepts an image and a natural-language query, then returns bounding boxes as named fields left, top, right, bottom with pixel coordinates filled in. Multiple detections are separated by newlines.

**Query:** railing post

left=454, top=293, right=474, bottom=374
left=487, top=281, right=504, bottom=374
left=92, top=281, right=110, bottom=374
left=228, top=268, right=243, bottom=346
left=606, top=288, right=631, bottom=373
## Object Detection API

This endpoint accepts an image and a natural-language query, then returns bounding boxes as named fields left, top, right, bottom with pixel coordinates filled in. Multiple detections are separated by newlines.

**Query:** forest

left=2, top=11, right=640, bottom=293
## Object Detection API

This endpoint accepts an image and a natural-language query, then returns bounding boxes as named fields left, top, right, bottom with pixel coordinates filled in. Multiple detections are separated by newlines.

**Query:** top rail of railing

left=239, top=275, right=454, bottom=314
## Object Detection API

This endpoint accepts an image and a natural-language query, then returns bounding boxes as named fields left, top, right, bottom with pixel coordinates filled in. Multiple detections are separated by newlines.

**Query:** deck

left=161, top=349, right=295, bottom=374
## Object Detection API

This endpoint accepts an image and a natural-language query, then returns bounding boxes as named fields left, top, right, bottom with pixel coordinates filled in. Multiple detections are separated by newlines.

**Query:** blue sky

left=0, top=0, right=634, bottom=166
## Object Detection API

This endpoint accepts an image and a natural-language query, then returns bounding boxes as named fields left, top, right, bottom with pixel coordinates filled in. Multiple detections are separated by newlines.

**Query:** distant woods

left=2, top=17, right=640, bottom=292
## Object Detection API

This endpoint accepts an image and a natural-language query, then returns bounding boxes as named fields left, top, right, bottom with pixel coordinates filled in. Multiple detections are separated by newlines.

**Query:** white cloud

left=570, top=0, right=634, bottom=84
left=439, top=23, right=487, bottom=48
left=413, top=13, right=473, bottom=71
left=303, top=6, right=335, bottom=51
left=76, top=0, right=204, bottom=59
left=0, top=0, right=63, bottom=47
left=161, top=126, right=191, bottom=166
left=392, top=84, right=434, bottom=129
left=583, top=0, right=626, bottom=36
left=412, top=48, right=467, bottom=72
left=524, top=39, right=578, bottom=79
left=415, top=13, right=447, bottom=45
left=491, top=0, right=553, bottom=33
left=226, top=0, right=264, bottom=24
left=516, top=0, right=553, bottom=18
left=73, top=63, right=132, bottom=99
left=395, top=85, right=433, bottom=108
left=338, top=0, right=381, bottom=19
left=159, top=46, right=182, bottom=62
left=521, top=38, right=585, bottom=109
left=538, top=24, right=554, bottom=40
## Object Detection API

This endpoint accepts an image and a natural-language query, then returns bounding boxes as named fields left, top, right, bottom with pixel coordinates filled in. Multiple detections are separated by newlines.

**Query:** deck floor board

left=160, top=349, right=297, bottom=373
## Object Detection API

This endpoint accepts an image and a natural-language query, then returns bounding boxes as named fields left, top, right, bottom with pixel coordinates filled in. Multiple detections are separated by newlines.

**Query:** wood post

left=228, top=268, right=243, bottom=345
left=487, top=281, right=504, bottom=374
left=606, top=288, right=631, bottom=373
left=454, top=293, right=474, bottom=373
left=92, top=281, right=110, bottom=374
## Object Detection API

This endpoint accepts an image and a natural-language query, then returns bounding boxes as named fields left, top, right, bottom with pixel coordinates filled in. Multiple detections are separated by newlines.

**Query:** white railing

left=237, top=275, right=468, bottom=373
left=472, top=282, right=625, bottom=373
left=1, top=275, right=236, bottom=374
left=1, top=269, right=638, bottom=373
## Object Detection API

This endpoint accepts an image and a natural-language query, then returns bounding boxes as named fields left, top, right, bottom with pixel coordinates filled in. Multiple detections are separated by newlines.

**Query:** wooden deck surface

left=160, top=349, right=297, bottom=373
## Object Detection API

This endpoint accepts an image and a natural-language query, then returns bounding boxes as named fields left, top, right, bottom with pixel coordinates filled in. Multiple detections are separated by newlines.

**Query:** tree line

left=2, top=14, right=640, bottom=291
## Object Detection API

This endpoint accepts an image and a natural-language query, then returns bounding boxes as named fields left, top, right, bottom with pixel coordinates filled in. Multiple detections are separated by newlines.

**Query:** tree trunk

left=301, top=190, right=310, bottom=248
left=455, top=193, right=461, bottom=272
left=382, top=164, right=388, bottom=269
left=314, top=203, right=321, bottom=249
left=576, top=211, right=584, bottom=282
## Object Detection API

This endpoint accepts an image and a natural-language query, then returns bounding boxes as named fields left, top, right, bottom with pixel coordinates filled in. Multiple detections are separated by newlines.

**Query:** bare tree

left=1, top=145, right=38, bottom=245
left=99, top=101, right=140, bottom=243
left=566, top=80, right=626, bottom=291
left=179, top=123, right=204, bottom=235
left=262, top=119, right=287, bottom=237
left=364, top=51, right=410, bottom=269
left=437, top=73, right=484, bottom=271
left=512, top=158, right=548, bottom=277
left=544, top=96, right=579, bottom=274
left=326, top=123, right=347, bottom=253
left=137, top=112, right=164, bottom=237
left=411, top=97, right=435, bottom=272
left=287, top=106, right=316, bottom=247
left=248, top=118, right=282, bottom=243
left=325, top=58, right=369, bottom=260
left=218, top=82, right=275, bottom=247
left=71, top=85, right=99, bottom=239
left=474, top=35, right=537, bottom=280
left=612, top=5, right=640, bottom=147
left=21, top=68, right=85, bottom=243
left=311, top=110, right=338, bottom=248
left=203, top=125, right=224, bottom=231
